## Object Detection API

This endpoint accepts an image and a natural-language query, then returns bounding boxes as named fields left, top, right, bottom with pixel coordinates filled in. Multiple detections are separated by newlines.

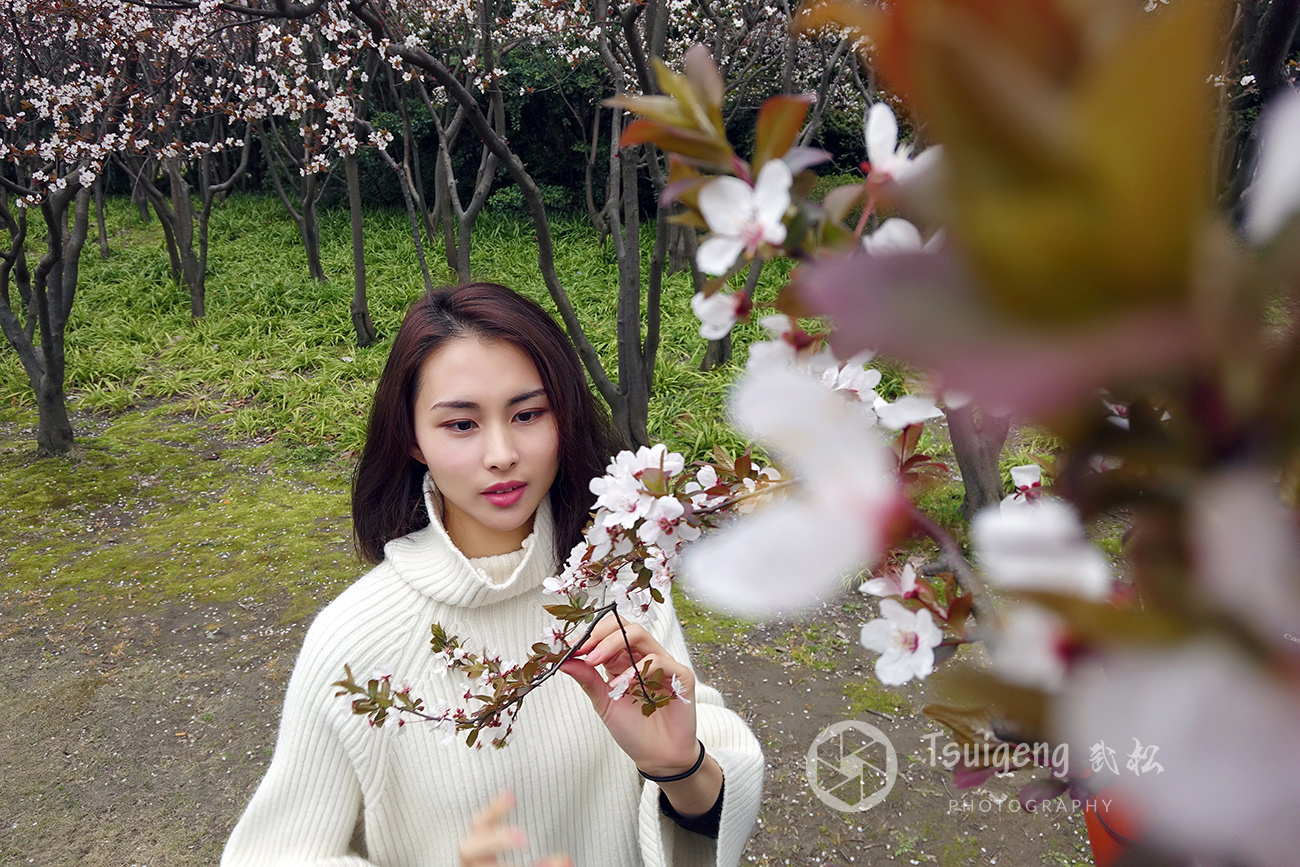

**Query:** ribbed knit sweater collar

left=382, top=473, right=556, bottom=608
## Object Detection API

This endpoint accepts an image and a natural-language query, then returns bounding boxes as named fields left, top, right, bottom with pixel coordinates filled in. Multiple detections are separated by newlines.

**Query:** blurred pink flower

left=1056, top=642, right=1300, bottom=866
left=1243, top=90, right=1300, bottom=244
left=1189, top=469, right=1300, bottom=651
left=680, top=366, right=899, bottom=616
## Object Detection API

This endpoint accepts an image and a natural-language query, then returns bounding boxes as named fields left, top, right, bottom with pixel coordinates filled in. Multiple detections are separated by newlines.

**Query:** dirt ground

left=0, top=411, right=1091, bottom=867
left=0, top=594, right=1091, bottom=867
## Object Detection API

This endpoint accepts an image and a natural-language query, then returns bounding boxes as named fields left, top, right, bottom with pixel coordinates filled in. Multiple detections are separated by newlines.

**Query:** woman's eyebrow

left=507, top=388, right=547, bottom=406
left=430, top=388, right=546, bottom=411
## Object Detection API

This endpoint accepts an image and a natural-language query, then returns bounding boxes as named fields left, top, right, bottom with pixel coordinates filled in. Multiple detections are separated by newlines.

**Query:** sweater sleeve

left=221, top=602, right=380, bottom=867
left=636, top=595, right=764, bottom=867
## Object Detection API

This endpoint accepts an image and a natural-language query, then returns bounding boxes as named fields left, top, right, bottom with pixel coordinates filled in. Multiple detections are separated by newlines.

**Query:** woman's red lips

left=483, top=482, right=526, bottom=507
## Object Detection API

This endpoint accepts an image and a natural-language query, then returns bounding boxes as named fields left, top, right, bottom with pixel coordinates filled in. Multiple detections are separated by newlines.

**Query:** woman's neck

left=442, top=505, right=536, bottom=559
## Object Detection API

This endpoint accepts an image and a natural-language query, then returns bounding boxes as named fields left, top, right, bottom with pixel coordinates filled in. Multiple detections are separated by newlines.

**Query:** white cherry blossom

left=691, top=291, right=742, bottom=340
left=861, top=218, right=944, bottom=254
left=864, top=103, right=943, bottom=189
left=696, top=159, right=793, bottom=274
left=859, top=598, right=944, bottom=684
left=999, top=464, right=1044, bottom=513
left=872, top=394, right=944, bottom=430
left=680, top=366, right=899, bottom=616
left=859, top=563, right=919, bottom=599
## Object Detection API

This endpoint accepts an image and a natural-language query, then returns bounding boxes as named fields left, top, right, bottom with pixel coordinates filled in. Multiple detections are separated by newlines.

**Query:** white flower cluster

left=546, top=445, right=702, bottom=616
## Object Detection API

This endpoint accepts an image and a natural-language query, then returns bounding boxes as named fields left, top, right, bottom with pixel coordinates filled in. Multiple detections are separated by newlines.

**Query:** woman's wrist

left=638, top=739, right=706, bottom=782
left=652, top=754, right=725, bottom=819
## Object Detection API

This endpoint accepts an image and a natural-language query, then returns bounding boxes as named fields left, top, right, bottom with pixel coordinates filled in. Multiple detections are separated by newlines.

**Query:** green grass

left=841, top=680, right=909, bottom=716
left=2, top=195, right=803, bottom=466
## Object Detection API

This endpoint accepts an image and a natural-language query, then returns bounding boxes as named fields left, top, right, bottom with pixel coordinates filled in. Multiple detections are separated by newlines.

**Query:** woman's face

left=409, top=336, right=560, bottom=558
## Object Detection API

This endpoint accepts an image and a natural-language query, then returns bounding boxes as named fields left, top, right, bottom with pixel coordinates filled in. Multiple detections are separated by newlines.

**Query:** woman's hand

left=558, top=616, right=700, bottom=777
left=561, top=617, right=726, bottom=818
left=458, top=789, right=572, bottom=867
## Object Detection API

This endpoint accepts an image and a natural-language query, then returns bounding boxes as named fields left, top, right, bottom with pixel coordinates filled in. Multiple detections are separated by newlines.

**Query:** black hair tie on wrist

left=639, top=740, right=706, bottom=783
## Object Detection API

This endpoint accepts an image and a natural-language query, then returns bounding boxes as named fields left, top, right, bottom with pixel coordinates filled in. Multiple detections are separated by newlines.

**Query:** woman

left=222, top=282, right=763, bottom=867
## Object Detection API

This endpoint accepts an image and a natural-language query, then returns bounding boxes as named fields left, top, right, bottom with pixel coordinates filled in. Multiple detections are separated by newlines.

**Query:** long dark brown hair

left=352, top=282, right=622, bottom=567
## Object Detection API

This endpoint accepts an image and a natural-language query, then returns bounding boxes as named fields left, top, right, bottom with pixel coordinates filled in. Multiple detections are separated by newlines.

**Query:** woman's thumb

left=559, top=659, right=606, bottom=706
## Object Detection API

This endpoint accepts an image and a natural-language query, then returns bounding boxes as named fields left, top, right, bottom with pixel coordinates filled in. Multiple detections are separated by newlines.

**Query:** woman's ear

left=410, top=444, right=428, bottom=465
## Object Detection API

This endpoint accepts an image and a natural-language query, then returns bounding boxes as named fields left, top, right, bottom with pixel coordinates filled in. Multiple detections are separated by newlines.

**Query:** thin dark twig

left=610, top=603, right=656, bottom=705
left=906, top=501, right=998, bottom=627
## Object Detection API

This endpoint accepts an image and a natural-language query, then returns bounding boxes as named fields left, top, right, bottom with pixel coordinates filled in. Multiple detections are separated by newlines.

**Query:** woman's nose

left=483, top=423, right=519, bottom=470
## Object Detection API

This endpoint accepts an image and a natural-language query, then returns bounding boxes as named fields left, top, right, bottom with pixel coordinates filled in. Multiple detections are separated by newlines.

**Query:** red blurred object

left=1082, top=781, right=1145, bottom=867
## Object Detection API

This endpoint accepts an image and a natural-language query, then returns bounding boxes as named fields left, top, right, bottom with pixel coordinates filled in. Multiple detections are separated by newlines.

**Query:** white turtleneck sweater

left=222, top=480, right=763, bottom=867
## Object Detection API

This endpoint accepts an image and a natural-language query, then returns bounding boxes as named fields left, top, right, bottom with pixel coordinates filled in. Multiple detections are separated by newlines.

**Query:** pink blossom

left=1056, top=642, right=1300, bottom=866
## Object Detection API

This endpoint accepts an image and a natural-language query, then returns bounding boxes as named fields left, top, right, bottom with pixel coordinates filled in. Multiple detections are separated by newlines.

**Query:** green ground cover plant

left=2, top=194, right=821, bottom=463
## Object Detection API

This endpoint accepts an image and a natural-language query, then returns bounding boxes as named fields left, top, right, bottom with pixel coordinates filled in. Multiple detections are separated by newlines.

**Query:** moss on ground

left=841, top=679, right=909, bottom=716
left=0, top=404, right=357, bottom=622
left=671, top=583, right=753, bottom=647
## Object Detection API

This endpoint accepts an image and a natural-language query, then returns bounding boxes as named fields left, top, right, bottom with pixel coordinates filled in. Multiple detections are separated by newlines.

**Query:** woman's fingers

left=577, top=619, right=667, bottom=668
left=459, top=789, right=537, bottom=867
left=459, top=826, right=526, bottom=865
left=467, top=789, right=517, bottom=833
left=576, top=617, right=655, bottom=657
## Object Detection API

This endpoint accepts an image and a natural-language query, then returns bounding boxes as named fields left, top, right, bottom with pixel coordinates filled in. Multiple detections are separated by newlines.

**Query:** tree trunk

left=14, top=187, right=90, bottom=456
left=615, top=142, right=650, bottom=447
left=944, top=403, right=1012, bottom=520
left=94, top=174, right=109, bottom=259
left=132, top=177, right=151, bottom=223
left=435, top=146, right=457, bottom=271
left=154, top=196, right=183, bottom=282
left=300, top=174, right=326, bottom=283
left=345, top=151, right=378, bottom=346
left=35, top=366, right=75, bottom=456
left=163, top=159, right=205, bottom=317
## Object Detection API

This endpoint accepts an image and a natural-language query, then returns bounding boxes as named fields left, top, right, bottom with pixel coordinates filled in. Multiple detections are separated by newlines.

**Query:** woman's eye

left=447, top=420, right=475, bottom=433
left=515, top=409, right=545, bottom=423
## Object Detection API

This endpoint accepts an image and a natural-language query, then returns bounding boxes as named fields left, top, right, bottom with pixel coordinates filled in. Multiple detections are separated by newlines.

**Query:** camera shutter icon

left=806, top=720, right=898, bottom=812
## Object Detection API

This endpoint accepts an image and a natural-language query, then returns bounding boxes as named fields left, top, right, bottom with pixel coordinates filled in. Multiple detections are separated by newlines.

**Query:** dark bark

left=1247, top=0, right=1300, bottom=100
left=131, top=175, right=151, bottom=223
left=345, top=151, right=378, bottom=346
left=300, top=174, right=326, bottom=284
left=0, top=183, right=88, bottom=455
left=944, top=403, right=1012, bottom=521
left=260, top=119, right=328, bottom=283
left=94, top=174, right=109, bottom=259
